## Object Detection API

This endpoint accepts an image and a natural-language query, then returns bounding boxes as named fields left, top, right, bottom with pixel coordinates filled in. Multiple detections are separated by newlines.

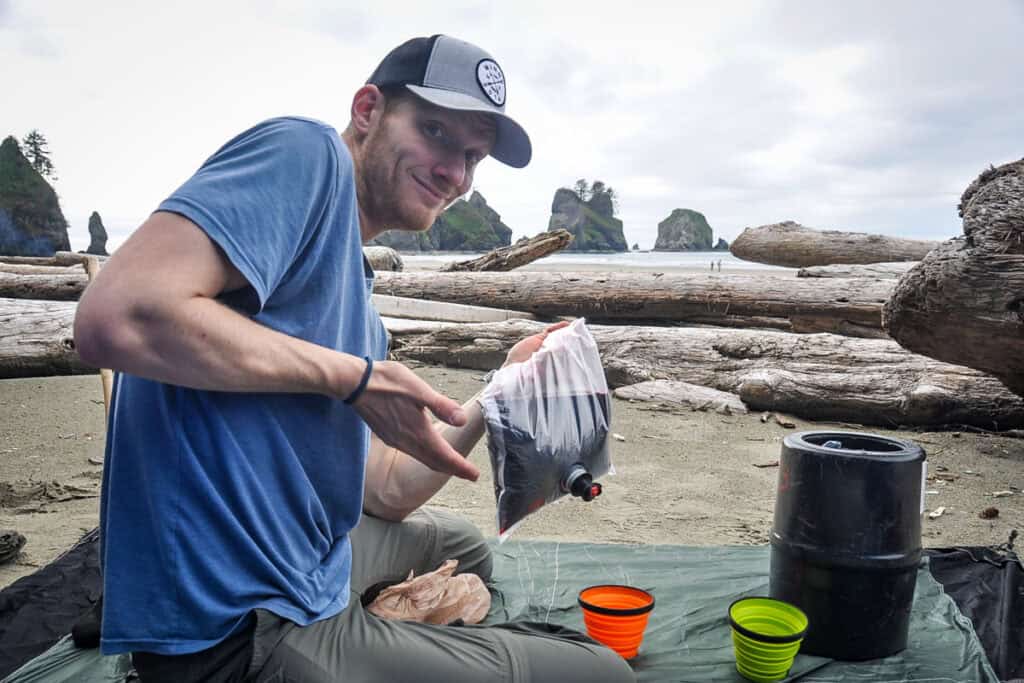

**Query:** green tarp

left=4, top=542, right=999, bottom=682
left=486, top=541, right=998, bottom=682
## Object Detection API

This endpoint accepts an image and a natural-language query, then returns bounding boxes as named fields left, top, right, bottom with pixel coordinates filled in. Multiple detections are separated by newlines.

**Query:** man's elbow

left=73, top=293, right=133, bottom=369
left=362, top=489, right=415, bottom=523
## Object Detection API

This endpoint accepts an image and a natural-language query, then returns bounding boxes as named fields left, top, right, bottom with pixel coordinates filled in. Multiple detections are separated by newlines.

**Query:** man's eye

left=423, top=123, right=444, bottom=139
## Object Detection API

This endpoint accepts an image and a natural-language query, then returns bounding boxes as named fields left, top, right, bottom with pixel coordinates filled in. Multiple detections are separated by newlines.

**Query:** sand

left=1, top=257, right=1021, bottom=589
left=2, top=369, right=1022, bottom=590
left=403, top=256, right=794, bottom=278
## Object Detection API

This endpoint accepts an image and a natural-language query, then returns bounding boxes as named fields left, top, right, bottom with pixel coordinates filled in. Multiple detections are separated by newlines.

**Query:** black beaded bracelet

left=343, top=356, right=374, bottom=405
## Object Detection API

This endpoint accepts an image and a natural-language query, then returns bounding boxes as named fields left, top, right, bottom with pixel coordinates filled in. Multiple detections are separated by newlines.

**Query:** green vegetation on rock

left=548, top=181, right=627, bottom=252
left=371, top=190, right=512, bottom=252
left=654, top=208, right=718, bottom=251
left=0, top=136, right=70, bottom=256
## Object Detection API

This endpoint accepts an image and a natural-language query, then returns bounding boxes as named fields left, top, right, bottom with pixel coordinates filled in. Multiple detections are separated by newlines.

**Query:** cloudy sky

left=4, top=0, right=1023, bottom=252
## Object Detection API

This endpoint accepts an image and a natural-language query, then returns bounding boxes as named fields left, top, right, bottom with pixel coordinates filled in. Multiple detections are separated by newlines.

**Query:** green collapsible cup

left=728, top=597, right=808, bottom=682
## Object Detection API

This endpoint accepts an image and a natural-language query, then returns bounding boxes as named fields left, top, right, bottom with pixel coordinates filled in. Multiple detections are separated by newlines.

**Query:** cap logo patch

left=476, top=59, right=506, bottom=106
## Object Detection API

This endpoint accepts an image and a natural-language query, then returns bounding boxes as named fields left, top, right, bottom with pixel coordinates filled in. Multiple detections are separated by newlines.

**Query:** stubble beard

left=359, top=127, right=440, bottom=234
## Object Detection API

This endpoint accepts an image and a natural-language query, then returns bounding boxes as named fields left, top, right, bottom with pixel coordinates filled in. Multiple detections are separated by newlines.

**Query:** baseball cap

left=367, top=35, right=532, bottom=168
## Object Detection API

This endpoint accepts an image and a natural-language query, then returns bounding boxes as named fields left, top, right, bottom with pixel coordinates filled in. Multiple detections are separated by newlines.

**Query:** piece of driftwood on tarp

left=373, top=271, right=895, bottom=338
left=439, top=229, right=572, bottom=272
left=731, top=221, right=938, bottom=268
left=797, top=262, right=918, bottom=279
left=385, top=318, right=1024, bottom=429
left=885, top=158, right=1024, bottom=398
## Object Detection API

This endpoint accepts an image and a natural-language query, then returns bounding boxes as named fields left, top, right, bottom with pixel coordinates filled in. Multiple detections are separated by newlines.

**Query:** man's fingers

left=545, top=320, right=570, bottom=334
left=425, top=390, right=467, bottom=427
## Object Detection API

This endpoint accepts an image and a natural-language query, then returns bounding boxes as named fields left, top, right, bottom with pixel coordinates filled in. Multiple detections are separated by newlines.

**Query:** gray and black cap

left=367, top=35, right=532, bottom=168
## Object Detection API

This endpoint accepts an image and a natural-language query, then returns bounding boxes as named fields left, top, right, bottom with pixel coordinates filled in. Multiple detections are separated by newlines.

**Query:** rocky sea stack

left=371, top=190, right=512, bottom=252
left=0, top=136, right=70, bottom=256
left=547, top=187, right=627, bottom=252
left=654, top=209, right=727, bottom=251
left=84, top=211, right=109, bottom=256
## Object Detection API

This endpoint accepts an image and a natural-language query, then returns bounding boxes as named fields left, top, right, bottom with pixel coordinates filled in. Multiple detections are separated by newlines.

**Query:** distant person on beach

left=74, top=35, right=633, bottom=683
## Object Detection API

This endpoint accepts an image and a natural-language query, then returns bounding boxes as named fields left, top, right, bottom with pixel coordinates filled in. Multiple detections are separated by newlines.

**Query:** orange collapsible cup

left=578, top=585, right=655, bottom=659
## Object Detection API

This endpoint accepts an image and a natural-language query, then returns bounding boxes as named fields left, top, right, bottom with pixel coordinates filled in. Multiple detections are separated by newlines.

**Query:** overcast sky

left=4, top=0, right=1023, bottom=252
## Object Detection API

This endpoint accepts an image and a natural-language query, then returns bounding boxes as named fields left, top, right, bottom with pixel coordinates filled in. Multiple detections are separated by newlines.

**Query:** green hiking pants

left=133, top=508, right=634, bottom=683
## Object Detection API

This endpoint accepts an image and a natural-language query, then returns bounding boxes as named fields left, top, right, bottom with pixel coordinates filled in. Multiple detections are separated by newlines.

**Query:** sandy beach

left=401, top=252, right=795, bottom=278
left=1, top=258, right=1022, bottom=591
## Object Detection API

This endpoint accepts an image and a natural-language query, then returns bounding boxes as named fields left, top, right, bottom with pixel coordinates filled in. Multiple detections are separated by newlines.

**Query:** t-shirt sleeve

left=157, top=118, right=339, bottom=310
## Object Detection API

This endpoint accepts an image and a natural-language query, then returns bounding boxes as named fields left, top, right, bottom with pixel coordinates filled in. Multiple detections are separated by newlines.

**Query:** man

left=74, top=35, right=635, bottom=682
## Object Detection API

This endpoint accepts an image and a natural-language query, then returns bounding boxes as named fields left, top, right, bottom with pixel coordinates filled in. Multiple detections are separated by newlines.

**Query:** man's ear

left=350, top=85, right=385, bottom=135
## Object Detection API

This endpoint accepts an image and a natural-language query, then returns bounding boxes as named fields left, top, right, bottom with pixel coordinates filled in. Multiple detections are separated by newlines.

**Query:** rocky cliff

left=0, top=136, right=70, bottom=255
left=371, top=190, right=512, bottom=252
left=547, top=188, right=627, bottom=252
left=653, top=209, right=722, bottom=251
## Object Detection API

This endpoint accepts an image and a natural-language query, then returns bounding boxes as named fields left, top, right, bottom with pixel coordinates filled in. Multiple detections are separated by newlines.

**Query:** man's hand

left=502, top=321, right=571, bottom=367
left=351, top=360, right=480, bottom=482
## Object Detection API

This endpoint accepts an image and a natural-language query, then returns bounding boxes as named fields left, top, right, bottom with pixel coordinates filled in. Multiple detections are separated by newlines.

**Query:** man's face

left=360, top=95, right=497, bottom=232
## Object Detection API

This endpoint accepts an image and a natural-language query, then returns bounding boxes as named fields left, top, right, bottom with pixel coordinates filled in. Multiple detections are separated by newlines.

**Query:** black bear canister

left=769, top=431, right=926, bottom=660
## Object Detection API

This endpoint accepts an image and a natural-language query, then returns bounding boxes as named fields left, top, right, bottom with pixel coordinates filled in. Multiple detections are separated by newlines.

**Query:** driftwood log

left=374, top=271, right=895, bottom=338
left=385, top=319, right=1024, bottom=429
left=884, top=159, right=1024, bottom=396
left=613, top=380, right=748, bottom=415
left=0, top=247, right=407, bottom=300
left=0, top=252, right=108, bottom=267
left=4, top=300, right=1023, bottom=428
left=0, top=298, right=93, bottom=377
left=731, top=221, right=938, bottom=268
left=363, top=246, right=404, bottom=272
left=440, top=230, right=572, bottom=272
left=798, top=262, right=917, bottom=279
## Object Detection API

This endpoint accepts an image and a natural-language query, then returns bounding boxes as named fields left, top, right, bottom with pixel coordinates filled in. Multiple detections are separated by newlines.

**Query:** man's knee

left=422, top=508, right=492, bottom=582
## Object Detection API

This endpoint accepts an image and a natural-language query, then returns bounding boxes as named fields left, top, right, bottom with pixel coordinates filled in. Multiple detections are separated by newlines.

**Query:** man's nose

left=433, top=153, right=468, bottom=192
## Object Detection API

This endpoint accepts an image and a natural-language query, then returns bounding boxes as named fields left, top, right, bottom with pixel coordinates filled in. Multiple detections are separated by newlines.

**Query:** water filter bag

left=479, top=319, right=612, bottom=540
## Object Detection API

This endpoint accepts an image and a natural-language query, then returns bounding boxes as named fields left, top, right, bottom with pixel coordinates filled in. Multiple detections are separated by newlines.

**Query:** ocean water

left=402, top=251, right=792, bottom=271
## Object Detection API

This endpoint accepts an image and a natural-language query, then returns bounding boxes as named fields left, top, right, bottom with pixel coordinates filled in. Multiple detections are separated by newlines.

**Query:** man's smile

left=410, top=174, right=447, bottom=205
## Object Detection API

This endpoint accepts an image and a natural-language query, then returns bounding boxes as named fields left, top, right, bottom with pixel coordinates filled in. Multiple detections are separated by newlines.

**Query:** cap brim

left=405, top=84, right=532, bottom=168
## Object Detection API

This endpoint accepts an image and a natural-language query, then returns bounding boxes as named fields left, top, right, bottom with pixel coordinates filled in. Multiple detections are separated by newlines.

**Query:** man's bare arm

left=363, top=392, right=485, bottom=522
left=75, top=211, right=477, bottom=480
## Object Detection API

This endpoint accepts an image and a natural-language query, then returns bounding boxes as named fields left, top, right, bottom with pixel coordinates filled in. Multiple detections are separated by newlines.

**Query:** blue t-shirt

left=99, top=117, right=388, bottom=655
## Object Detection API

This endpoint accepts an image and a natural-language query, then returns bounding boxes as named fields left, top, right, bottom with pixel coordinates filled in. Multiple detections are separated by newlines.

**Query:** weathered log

left=0, top=299, right=94, bottom=377
left=372, top=294, right=536, bottom=323
left=0, top=269, right=88, bottom=300
left=884, top=159, right=1024, bottom=396
left=613, top=380, right=748, bottom=415
left=0, top=247, right=404, bottom=300
left=364, top=246, right=404, bottom=272
left=731, top=221, right=938, bottom=268
left=374, top=271, right=894, bottom=338
left=798, top=262, right=917, bottom=279
left=385, top=319, right=1024, bottom=429
left=440, top=230, right=572, bottom=272
left=0, top=263, right=86, bottom=275
left=0, top=252, right=109, bottom=267
left=4, top=299, right=1023, bottom=428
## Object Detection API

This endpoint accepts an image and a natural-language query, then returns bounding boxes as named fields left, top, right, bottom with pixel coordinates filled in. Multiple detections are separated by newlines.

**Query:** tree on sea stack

left=548, top=179, right=627, bottom=252
left=21, top=130, right=57, bottom=181
left=0, top=136, right=70, bottom=256
left=884, top=158, right=1024, bottom=397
